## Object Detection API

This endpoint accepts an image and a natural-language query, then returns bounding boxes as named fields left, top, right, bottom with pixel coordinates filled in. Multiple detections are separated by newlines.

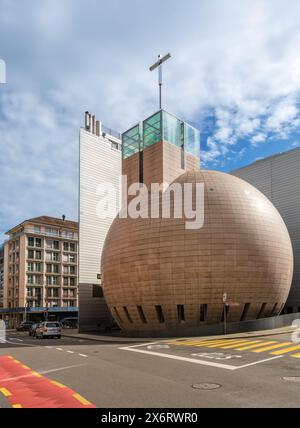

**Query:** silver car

left=36, top=322, right=62, bottom=339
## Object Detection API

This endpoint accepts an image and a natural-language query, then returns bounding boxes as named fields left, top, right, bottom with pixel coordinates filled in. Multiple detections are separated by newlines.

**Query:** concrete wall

left=78, top=283, right=112, bottom=332
left=231, top=147, right=300, bottom=312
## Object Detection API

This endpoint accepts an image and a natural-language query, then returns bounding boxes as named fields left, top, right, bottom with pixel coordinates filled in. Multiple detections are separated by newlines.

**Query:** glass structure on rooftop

left=122, top=110, right=200, bottom=160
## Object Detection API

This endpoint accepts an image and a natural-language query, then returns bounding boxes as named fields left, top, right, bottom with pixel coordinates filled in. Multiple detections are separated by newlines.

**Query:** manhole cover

left=283, top=377, right=300, bottom=383
left=192, top=383, right=221, bottom=390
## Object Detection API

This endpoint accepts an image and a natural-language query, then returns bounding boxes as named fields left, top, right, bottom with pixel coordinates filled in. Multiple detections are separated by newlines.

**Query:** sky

left=1, top=0, right=300, bottom=243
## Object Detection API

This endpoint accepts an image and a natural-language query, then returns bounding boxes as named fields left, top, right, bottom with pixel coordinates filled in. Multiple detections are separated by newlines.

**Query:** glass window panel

left=122, top=124, right=140, bottom=159
left=143, top=111, right=162, bottom=149
left=162, top=111, right=181, bottom=147
left=184, top=123, right=200, bottom=158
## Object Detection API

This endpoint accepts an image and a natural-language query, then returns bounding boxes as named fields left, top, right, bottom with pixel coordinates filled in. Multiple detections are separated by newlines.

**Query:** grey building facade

left=231, top=147, right=300, bottom=313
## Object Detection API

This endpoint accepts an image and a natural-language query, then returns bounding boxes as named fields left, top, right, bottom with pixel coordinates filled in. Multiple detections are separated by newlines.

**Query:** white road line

left=121, top=346, right=237, bottom=370
left=0, top=364, right=84, bottom=383
left=45, top=346, right=53, bottom=349
left=56, top=348, right=63, bottom=351
left=235, top=355, right=283, bottom=369
left=67, top=350, right=74, bottom=354
left=78, top=354, right=88, bottom=358
left=121, top=343, right=284, bottom=371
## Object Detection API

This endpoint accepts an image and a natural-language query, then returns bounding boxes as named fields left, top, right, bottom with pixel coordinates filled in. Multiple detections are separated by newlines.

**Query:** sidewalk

left=62, top=325, right=294, bottom=344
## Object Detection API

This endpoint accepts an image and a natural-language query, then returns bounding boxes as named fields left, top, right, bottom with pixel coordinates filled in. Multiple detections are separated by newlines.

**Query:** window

left=137, top=306, right=147, bottom=323
left=35, top=275, right=41, bottom=285
left=70, top=243, right=75, bottom=252
left=28, top=237, right=34, bottom=247
left=46, top=240, right=53, bottom=249
left=92, top=285, right=103, bottom=298
left=35, top=238, right=42, bottom=248
left=113, top=307, right=122, bottom=323
left=46, top=264, right=52, bottom=273
left=63, top=277, right=68, bottom=286
left=35, top=263, right=41, bottom=272
left=35, top=251, right=42, bottom=260
left=34, top=226, right=41, bottom=233
left=123, top=307, right=133, bottom=323
left=177, top=305, right=185, bottom=322
left=271, top=303, right=278, bottom=316
left=28, top=250, right=34, bottom=259
left=199, top=304, right=207, bottom=322
left=70, top=266, right=75, bottom=275
left=28, top=262, right=34, bottom=272
left=257, top=303, right=267, bottom=319
left=155, top=305, right=165, bottom=323
left=53, top=240, right=59, bottom=250
left=69, top=254, right=76, bottom=263
left=27, top=274, right=33, bottom=284
left=64, top=242, right=69, bottom=251
left=53, top=264, right=59, bottom=274
left=53, top=253, right=59, bottom=262
left=240, top=303, right=250, bottom=321
left=70, top=277, right=75, bottom=286
left=63, top=265, right=69, bottom=274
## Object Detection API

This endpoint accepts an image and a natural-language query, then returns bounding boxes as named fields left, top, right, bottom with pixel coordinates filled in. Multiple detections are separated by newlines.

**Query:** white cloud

left=1, top=0, right=300, bottom=236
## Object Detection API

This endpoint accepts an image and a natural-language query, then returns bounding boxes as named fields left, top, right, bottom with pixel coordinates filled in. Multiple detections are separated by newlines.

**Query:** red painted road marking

left=0, top=356, right=95, bottom=408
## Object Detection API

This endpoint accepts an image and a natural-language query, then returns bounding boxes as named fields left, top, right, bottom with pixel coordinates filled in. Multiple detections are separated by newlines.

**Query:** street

left=1, top=331, right=300, bottom=408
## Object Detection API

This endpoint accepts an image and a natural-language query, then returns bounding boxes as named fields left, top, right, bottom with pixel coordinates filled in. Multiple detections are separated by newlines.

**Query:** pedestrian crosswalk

left=168, top=338, right=300, bottom=359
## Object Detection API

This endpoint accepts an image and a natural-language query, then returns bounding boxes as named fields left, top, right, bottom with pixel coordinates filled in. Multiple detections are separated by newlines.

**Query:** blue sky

left=1, top=0, right=300, bottom=243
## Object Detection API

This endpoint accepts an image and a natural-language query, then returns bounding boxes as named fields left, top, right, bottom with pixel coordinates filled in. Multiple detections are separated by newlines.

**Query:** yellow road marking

left=51, top=380, right=66, bottom=389
left=271, top=344, right=300, bottom=355
left=290, top=352, right=300, bottom=358
left=206, top=340, right=246, bottom=348
left=0, top=387, right=12, bottom=397
left=252, top=342, right=292, bottom=353
left=32, top=371, right=42, bottom=378
left=12, top=404, right=23, bottom=408
left=236, top=341, right=276, bottom=351
left=13, top=360, right=21, bottom=364
left=22, top=365, right=30, bottom=370
left=73, top=393, right=92, bottom=406
left=220, top=340, right=263, bottom=349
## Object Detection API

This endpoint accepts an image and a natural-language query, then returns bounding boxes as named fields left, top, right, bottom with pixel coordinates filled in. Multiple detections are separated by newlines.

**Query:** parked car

left=61, top=317, right=78, bottom=329
left=28, top=323, right=40, bottom=337
left=16, top=321, right=34, bottom=332
left=36, top=322, right=62, bottom=339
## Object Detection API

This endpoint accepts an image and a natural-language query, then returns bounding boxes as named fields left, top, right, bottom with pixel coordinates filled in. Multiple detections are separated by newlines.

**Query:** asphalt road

left=1, top=330, right=300, bottom=408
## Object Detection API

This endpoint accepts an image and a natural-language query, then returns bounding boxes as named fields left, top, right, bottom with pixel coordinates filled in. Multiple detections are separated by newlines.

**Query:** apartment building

left=0, top=216, right=78, bottom=327
left=0, top=246, right=4, bottom=308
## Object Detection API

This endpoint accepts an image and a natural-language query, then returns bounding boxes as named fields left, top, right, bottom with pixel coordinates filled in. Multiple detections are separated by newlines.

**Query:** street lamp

left=149, top=53, right=171, bottom=110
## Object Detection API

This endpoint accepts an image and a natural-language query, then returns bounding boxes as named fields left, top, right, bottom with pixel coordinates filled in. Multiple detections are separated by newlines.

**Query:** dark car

left=16, top=321, right=34, bottom=331
left=28, top=323, right=40, bottom=337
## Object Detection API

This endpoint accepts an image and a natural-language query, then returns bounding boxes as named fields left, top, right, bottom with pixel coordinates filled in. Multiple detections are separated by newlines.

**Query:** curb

left=62, top=326, right=294, bottom=344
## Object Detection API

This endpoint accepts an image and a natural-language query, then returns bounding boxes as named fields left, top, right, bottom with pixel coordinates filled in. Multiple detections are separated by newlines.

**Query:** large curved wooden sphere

left=101, top=170, right=293, bottom=336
